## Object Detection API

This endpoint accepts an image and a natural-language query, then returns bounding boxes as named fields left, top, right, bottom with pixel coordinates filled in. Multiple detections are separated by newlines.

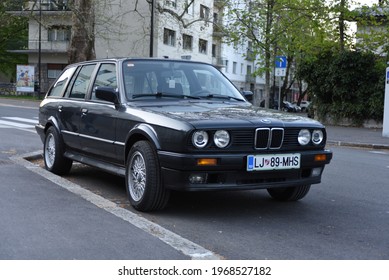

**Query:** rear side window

left=68, top=64, right=96, bottom=99
left=47, top=67, right=76, bottom=97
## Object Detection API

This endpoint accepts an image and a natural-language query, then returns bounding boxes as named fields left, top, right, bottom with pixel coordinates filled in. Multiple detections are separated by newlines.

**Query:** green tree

left=224, top=0, right=335, bottom=107
left=0, top=0, right=28, bottom=80
left=298, top=50, right=385, bottom=125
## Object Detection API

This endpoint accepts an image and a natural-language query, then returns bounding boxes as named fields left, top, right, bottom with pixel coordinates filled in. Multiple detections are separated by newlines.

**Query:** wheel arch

left=44, top=116, right=61, bottom=134
left=124, top=123, right=161, bottom=163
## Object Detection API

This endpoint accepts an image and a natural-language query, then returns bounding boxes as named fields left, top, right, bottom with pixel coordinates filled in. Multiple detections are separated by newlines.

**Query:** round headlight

left=214, top=130, right=230, bottom=148
left=312, top=130, right=324, bottom=145
left=192, top=131, right=209, bottom=148
left=298, top=129, right=311, bottom=145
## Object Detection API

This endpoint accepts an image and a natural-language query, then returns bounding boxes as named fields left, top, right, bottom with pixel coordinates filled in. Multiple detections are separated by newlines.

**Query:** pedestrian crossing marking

left=2, top=117, right=38, bottom=124
left=0, top=116, right=37, bottom=132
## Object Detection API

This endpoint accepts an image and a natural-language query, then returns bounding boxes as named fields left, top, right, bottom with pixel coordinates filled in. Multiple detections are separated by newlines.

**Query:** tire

left=43, top=126, right=72, bottom=175
left=267, top=185, right=311, bottom=201
left=125, top=141, right=170, bottom=212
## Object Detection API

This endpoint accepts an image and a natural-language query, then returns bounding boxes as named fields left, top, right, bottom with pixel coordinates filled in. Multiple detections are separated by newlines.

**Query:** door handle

left=81, top=108, right=88, bottom=116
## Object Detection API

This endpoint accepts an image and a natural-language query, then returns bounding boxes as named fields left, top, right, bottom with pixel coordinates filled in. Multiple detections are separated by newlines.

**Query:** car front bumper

left=158, top=149, right=332, bottom=191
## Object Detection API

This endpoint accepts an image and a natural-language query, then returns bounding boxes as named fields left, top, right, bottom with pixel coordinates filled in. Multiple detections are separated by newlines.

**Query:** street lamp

left=149, top=0, right=154, bottom=57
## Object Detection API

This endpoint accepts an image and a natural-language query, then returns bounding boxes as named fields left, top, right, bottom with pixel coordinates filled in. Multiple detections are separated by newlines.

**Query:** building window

left=212, top=44, right=216, bottom=57
left=48, top=26, right=71, bottom=41
left=164, top=0, right=176, bottom=8
left=199, top=39, right=207, bottom=54
left=183, top=34, right=193, bottom=50
left=225, top=60, right=229, bottom=73
left=163, top=28, right=176, bottom=46
left=200, top=5, right=210, bottom=19
left=233, top=62, right=237, bottom=74
left=47, top=64, right=67, bottom=79
left=185, top=0, right=194, bottom=15
left=247, top=65, right=252, bottom=75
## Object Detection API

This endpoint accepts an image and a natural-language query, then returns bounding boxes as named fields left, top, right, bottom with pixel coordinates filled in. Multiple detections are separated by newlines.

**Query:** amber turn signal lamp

left=314, top=154, right=327, bottom=162
left=197, top=158, right=217, bottom=166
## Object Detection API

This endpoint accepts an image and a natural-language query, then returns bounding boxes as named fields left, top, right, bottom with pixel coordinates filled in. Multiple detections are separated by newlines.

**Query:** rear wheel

left=43, top=126, right=72, bottom=175
left=267, top=185, right=311, bottom=201
left=126, top=141, right=170, bottom=212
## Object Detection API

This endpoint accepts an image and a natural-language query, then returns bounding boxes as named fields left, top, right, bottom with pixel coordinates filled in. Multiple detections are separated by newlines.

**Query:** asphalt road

left=1, top=98, right=388, bottom=260
left=55, top=146, right=389, bottom=259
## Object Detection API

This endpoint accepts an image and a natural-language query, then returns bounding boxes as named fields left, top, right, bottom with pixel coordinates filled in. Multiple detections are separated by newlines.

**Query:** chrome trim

left=254, top=128, right=270, bottom=150
left=254, top=127, right=284, bottom=150
left=269, top=128, right=284, bottom=149
left=62, top=130, right=78, bottom=136
left=62, top=130, right=123, bottom=145
left=79, top=133, right=114, bottom=144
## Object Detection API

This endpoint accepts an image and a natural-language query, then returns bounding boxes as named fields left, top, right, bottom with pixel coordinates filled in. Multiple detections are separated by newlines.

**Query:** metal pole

left=383, top=66, right=389, bottom=138
left=149, top=0, right=154, bottom=57
left=38, top=0, right=42, bottom=97
left=278, top=77, right=281, bottom=110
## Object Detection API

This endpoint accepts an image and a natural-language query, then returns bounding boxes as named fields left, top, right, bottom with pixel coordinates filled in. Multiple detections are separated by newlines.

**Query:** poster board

left=16, top=65, right=35, bottom=93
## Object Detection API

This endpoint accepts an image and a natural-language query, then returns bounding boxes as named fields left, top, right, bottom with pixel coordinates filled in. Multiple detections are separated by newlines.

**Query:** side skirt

left=64, top=151, right=126, bottom=177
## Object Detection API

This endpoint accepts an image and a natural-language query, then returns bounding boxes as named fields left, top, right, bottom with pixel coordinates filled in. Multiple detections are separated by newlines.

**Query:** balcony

left=212, top=56, right=226, bottom=68
left=246, top=49, right=255, bottom=61
left=245, top=74, right=256, bottom=83
left=213, top=23, right=225, bottom=38
left=214, top=0, right=225, bottom=8
left=28, top=40, right=69, bottom=52
left=25, top=0, right=71, bottom=11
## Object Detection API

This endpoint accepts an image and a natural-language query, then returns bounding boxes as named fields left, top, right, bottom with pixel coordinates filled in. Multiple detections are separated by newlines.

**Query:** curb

left=327, top=140, right=389, bottom=150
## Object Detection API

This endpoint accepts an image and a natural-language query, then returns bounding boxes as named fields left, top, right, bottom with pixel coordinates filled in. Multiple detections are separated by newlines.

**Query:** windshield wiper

left=198, top=93, right=245, bottom=102
left=131, top=93, right=200, bottom=99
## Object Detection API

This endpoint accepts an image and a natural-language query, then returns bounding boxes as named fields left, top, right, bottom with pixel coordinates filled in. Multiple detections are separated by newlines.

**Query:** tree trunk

left=68, top=0, right=96, bottom=63
left=263, top=0, right=275, bottom=109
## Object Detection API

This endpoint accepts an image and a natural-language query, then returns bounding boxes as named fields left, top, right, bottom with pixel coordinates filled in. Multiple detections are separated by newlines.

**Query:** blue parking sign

left=275, top=56, right=287, bottom=68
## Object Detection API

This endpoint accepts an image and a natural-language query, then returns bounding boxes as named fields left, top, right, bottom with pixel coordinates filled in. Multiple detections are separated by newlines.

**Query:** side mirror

left=242, top=90, right=253, bottom=102
left=95, top=87, right=119, bottom=104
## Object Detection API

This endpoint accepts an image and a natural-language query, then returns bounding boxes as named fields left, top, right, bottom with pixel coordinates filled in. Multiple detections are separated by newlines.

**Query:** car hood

left=131, top=100, right=322, bottom=128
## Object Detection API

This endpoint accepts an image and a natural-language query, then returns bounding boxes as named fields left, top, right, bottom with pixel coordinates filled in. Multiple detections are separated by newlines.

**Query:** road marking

left=0, top=119, right=34, bottom=128
left=10, top=151, right=222, bottom=260
left=2, top=117, right=38, bottom=124
left=369, top=151, right=388, bottom=155
left=0, top=117, right=37, bottom=133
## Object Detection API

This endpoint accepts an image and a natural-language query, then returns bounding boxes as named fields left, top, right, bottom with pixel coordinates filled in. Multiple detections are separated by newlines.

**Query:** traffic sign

left=275, top=56, right=287, bottom=77
left=275, top=68, right=286, bottom=77
left=275, top=56, right=287, bottom=68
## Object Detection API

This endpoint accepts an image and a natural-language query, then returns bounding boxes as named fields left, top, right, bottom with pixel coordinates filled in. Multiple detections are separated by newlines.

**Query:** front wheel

left=125, top=141, right=170, bottom=212
left=43, top=126, right=72, bottom=175
left=267, top=185, right=311, bottom=201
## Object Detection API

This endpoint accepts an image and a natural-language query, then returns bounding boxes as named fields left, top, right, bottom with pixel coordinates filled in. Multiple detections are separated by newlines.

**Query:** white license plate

left=247, top=153, right=300, bottom=171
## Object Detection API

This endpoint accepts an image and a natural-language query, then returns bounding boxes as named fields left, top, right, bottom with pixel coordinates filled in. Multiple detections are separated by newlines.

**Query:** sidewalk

left=326, top=125, right=389, bottom=150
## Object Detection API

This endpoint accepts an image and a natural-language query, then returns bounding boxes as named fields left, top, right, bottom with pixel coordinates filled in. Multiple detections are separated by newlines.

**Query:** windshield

left=122, top=60, right=246, bottom=102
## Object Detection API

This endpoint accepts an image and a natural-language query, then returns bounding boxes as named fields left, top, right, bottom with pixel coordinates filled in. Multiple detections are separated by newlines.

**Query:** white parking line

left=10, top=151, right=222, bottom=260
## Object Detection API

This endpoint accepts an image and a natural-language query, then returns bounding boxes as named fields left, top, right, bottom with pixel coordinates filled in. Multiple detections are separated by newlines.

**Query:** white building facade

left=12, top=0, right=265, bottom=94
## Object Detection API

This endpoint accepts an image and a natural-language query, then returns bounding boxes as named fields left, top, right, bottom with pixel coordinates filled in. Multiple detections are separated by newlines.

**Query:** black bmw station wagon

left=36, top=58, right=332, bottom=211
